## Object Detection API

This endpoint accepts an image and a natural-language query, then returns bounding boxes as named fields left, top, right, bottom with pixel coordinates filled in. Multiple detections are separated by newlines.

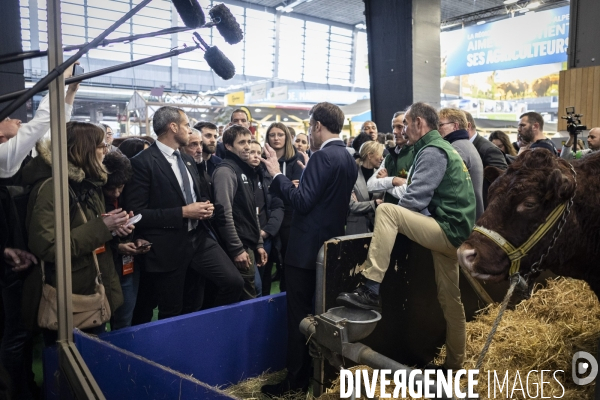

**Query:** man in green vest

left=366, top=111, right=415, bottom=204
left=337, top=102, right=476, bottom=371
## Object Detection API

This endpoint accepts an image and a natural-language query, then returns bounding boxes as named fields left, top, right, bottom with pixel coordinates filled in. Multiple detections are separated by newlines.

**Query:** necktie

left=174, top=151, right=194, bottom=205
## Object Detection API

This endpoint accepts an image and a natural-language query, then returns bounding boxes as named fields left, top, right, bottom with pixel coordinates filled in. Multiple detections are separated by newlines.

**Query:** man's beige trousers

left=362, top=203, right=465, bottom=370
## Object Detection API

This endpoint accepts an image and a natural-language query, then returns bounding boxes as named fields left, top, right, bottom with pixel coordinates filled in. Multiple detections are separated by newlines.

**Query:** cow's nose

left=457, top=246, right=477, bottom=271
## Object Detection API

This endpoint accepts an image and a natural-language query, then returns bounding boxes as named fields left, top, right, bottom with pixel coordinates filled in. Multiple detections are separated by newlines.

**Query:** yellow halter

left=473, top=202, right=568, bottom=276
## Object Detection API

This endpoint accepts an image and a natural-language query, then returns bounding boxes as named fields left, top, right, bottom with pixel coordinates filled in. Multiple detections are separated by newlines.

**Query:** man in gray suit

left=463, top=111, right=507, bottom=208
left=438, top=108, right=484, bottom=220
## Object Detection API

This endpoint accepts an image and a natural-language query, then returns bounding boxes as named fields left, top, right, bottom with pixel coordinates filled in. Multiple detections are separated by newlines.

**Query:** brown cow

left=457, top=149, right=600, bottom=296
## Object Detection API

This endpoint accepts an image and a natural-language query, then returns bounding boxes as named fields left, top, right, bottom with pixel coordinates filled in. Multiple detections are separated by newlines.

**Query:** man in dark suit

left=124, top=106, right=243, bottom=320
left=260, top=102, right=358, bottom=396
left=463, top=111, right=507, bottom=208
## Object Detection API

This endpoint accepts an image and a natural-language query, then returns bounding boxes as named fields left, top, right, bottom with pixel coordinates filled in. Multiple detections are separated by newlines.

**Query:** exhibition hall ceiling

left=237, top=0, right=568, bottom=26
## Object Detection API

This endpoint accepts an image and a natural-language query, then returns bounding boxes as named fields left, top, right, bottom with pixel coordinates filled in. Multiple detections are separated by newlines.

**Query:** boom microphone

left=209, top=4, right=244, bottom=45
left=204, top=47, right=236, bottom=80
left=193, top=32, right=235, bottom=80
left=171, top=0, right=206, bottom=28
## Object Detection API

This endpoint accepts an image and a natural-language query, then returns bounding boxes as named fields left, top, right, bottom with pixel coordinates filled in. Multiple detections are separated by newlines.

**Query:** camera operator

left=561, top=127, right=600, bottom=160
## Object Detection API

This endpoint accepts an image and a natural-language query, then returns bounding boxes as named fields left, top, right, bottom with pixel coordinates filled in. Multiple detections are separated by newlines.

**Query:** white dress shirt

left=0, top=93, right=73, bottom=178
left=155, top=140, right=197, bottom=204
left=320, top=137, right=343, bottom=150
left=156, top=140, right=197, bottom=230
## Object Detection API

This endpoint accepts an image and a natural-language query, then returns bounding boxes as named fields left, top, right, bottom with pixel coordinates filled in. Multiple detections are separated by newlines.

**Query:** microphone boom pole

left=0, top=26, right=194, bottom=66
left=0, top=45, right=201, bottom=104
left=0, top=0, right=154, bottom=121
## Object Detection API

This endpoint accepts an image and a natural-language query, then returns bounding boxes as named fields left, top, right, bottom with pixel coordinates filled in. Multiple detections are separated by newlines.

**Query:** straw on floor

left=224, top=277, right=600, bottom=399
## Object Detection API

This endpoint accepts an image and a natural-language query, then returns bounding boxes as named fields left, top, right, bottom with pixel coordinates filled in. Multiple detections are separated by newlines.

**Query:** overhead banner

left=444, top=6, right=569, bottom=76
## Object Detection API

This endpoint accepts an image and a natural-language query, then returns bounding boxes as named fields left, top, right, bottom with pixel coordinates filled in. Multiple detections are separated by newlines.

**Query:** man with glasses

left=438, top=108, right=484, bottom=219
left=260, top=102, right=357, bottom=396
left=101, top=124, right=118, bottom=153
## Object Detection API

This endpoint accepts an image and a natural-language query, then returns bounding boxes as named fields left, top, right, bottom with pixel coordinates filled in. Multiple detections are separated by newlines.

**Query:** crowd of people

left=0, top=64, right=598, bottom=398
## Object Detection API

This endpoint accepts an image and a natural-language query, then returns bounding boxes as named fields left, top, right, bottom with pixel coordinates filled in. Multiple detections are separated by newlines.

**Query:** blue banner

left=444, top=6, right=569, bottom=76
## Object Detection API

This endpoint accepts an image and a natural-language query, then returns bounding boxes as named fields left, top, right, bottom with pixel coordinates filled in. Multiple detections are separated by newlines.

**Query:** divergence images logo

left=572, top=351, right=598, bottom=386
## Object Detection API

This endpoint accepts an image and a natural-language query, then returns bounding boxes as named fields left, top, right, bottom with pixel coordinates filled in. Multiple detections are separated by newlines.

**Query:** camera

left=561, top=106, right=587, bottom=136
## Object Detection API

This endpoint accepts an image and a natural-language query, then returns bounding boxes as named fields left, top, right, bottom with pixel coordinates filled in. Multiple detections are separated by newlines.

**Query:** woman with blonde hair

left=22, top=121, right=133, bottom=342
left=263, top=122, right=304, bottom=291
left=346, top=140, right=385, bottom=235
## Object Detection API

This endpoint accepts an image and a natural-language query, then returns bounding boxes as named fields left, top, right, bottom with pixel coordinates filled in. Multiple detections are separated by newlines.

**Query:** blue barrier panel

left=99, top=293, right=288, bottom=387
left=74, top=332, right=236, bottom=399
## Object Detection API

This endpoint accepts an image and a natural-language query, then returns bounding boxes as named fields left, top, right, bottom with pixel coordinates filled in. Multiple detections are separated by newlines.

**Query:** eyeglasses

left=97, top=142, right=109, bottom=149
left=438, top=122, right=454, bottom=129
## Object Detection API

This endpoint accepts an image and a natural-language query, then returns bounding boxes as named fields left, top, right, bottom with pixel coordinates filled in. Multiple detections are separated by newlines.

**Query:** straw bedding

left=226, top=278, right=600, bottom=399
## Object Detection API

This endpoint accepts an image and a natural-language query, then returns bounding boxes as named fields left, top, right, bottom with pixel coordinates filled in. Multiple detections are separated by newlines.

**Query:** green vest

left=409, top=130, right=476, bottom=248
left=383, top=145, right=415, bottom=204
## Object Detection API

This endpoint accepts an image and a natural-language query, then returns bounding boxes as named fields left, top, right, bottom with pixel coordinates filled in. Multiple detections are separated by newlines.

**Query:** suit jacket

left=270, top=140, right=358, bottom=270
left=122, top=142, right=206, bottom=273
left=346, top=166, right=383, bottom=235
left=472, top=133, right=507, bottom=208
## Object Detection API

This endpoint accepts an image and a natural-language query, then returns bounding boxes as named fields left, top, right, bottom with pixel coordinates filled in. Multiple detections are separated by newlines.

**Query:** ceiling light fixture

left=476, top=20, right=486, bottom=25
left=355, top=23, right=366, bottom=30
left=528, top=1, right=541, bottom=8
left=503, top=0, right=519, bottom=4
left=441, top=22, right=462, bottom=30
left=201, top=113, right=207, bottom=118
left=255, top=108, right=262, bottom=112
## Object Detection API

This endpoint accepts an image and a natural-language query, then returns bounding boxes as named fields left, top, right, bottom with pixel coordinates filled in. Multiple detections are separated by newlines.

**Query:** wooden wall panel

left=558, top=65, right=600, bottom=131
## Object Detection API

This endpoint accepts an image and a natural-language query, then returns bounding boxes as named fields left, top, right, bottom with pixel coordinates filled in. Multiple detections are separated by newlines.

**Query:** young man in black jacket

left=213, top=125, right=268, bottom=300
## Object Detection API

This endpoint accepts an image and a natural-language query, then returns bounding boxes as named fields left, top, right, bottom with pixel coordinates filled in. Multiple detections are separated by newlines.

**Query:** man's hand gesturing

left=261, top=143, right=282, bottom=177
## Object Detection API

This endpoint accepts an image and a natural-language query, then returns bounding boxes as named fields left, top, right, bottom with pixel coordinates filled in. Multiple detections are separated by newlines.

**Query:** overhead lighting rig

left=440, top=0, right=568, bottom=30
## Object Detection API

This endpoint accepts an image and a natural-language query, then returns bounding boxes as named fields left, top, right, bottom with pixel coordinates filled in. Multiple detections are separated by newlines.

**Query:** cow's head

left=458, top=149, right=576, bottom=281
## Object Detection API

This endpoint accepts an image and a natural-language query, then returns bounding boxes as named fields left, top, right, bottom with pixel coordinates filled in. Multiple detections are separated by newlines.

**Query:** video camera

left=561, top=107, right=587, bottom=136
left=561, top=107, right=587, bottom=152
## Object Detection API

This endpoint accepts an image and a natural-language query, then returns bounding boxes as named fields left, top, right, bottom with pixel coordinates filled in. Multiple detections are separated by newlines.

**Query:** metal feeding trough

left=301, top=306, right=453, bottom=399
left=320, top=307, right=381, bottom=343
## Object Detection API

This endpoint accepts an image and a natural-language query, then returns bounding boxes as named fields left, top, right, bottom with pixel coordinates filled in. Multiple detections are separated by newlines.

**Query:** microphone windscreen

left=209, top=4, right=244, bottom=45
left=171, top=0, right=206, bottom=28
left=204, top=46, right=235, bottom=80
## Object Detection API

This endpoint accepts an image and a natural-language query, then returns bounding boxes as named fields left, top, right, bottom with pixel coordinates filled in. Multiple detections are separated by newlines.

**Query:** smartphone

left=73, top=64, right=84, bottom=77
left=138, top=242, right=152, bottom=249
left=125, top=214, right=142, bottom=227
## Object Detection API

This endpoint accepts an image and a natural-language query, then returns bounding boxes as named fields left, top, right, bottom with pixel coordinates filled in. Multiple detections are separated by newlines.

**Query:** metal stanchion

left=47, top=0, right=105, bottom=397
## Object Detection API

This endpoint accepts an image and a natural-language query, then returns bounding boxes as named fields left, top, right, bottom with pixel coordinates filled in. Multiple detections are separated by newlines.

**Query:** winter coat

left=20, top=141, right=123, bottom=328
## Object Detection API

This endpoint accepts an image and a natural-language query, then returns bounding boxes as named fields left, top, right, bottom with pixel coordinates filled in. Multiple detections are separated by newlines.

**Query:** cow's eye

left=524, top=202, right=536, bottom=208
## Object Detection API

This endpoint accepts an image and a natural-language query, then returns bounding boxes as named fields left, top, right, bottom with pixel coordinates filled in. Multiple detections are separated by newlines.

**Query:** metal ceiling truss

left=441, top=0, right=570, bottom=28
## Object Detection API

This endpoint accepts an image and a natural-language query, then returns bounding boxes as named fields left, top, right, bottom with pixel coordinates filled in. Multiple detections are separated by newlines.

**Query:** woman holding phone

left=22, top=122, right=134, bottom=341
left=102, top=151, right=151, bottom=330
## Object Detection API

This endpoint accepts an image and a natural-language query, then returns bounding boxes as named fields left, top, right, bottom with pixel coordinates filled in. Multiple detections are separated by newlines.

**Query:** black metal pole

left=0, top=0, right=153, bottom=121
left=0, top=26, right=193, bottom=65
left=0, top=45, right=200, bottom=104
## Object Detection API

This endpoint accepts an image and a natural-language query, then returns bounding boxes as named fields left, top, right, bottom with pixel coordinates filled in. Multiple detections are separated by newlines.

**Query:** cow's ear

left=547, top=169, right=576, bottom=201
left=484, top=166, right=504, bottom=184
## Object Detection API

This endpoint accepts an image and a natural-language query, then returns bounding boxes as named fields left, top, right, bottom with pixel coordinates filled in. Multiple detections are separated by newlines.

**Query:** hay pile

left=223, top=370, right=309, bottom=400
left=320, top=278, right=600, bottom=399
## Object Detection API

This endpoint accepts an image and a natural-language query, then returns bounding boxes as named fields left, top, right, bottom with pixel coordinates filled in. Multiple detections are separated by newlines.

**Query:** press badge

left=94, top=244, right=106, bottom=255
left=122, top=255, right=134, bottom=275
